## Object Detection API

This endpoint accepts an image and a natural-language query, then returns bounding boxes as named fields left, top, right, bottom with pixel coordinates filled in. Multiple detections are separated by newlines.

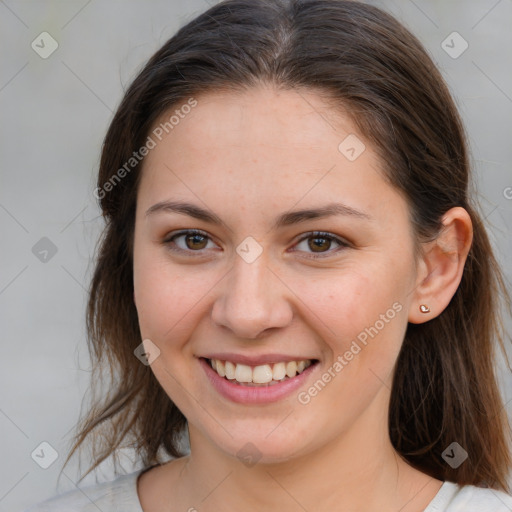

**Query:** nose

left=211, top=254, right=293, bottom=340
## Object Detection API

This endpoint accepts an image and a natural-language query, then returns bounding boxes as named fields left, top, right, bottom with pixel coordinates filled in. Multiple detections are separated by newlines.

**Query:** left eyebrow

left=145, top=200, right=373, bottom=228
left=272, top=202, right=373, bottom=229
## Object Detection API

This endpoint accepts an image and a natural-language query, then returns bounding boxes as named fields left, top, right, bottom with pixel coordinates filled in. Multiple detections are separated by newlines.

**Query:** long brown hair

left=63, top=0, right=512, bottom=491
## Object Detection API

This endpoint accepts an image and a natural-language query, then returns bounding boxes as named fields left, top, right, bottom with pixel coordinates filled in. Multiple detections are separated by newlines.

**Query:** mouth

left=204, top=357, right=318, bottom=387
left=199, top=356, right=320, bottom=404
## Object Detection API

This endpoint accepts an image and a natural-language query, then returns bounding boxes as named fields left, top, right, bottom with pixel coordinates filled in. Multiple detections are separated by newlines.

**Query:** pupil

left=309, top=237, right=329, bottom=252
left=187, top=234, right=206, bottom=249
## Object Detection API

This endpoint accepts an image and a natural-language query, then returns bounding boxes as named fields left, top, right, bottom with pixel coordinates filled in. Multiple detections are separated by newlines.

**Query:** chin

left=205, top=423, right=312, bottom=466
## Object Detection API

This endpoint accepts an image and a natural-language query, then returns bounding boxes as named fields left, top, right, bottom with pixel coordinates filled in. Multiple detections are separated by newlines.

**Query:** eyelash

left=162, top=229, right=350, bottom=259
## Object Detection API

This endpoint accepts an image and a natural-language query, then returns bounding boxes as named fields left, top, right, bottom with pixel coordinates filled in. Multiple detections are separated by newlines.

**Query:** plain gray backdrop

left=1, top=1, right=511, bottom=510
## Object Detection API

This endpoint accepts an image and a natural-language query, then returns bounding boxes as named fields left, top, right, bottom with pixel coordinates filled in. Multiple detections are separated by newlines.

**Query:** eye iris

left=186, top=233, right=207, bottom=250
left=309, top=236, right=330, bottom=253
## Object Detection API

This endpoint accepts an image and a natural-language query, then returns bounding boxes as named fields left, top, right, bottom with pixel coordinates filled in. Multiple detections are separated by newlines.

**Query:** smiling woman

left=25, top=1, right=512, bottom=511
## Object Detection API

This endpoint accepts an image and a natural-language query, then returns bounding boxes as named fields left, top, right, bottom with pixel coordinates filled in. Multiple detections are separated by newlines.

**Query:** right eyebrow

left=146, top=200, right=223, bottom=224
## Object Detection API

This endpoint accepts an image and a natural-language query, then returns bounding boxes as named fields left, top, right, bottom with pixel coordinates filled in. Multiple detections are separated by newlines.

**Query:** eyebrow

left=145, top=200, right=373, bottom=229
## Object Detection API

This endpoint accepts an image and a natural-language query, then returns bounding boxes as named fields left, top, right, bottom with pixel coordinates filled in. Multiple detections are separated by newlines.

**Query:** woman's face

left=133, top=85, right=421, bottom=463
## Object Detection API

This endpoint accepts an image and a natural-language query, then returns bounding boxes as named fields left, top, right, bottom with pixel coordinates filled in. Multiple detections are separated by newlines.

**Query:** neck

left=174, top=399, right=441, bottom=512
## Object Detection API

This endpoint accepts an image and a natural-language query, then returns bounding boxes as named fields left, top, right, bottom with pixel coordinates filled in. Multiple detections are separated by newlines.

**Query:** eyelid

left=162, top=229, right=350, bottom=258
left=163, top=228, right=211, bottom=244
left=290, top=231, right=350, bottom=258
left=163, top=229, right=218, bottom=257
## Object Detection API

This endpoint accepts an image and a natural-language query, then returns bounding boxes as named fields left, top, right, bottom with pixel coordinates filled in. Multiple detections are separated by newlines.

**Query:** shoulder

left=23, top=469, right=145, bottom=512
left=427, top=481, right=512, bottom=511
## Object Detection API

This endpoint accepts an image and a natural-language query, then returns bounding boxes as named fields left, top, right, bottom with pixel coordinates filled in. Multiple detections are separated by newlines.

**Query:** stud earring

left=419, top=304, right=430, bottom=313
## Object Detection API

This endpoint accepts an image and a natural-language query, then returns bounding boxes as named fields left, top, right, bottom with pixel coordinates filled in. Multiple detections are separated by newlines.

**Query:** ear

left=408, top=207, right=473, bottom=324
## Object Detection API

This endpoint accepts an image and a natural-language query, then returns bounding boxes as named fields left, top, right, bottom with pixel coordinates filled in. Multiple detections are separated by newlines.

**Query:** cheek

left=304, top=265, right=398, bottom=331
left=300, top=264, right=408, bottom=371
left=133, top=246, right=215, bottom=345
left=298, top=271, right=407, bottom=420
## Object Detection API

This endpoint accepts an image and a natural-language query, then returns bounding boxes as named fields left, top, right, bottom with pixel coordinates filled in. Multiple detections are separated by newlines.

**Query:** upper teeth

left=209, top=359, right=312, bottom=384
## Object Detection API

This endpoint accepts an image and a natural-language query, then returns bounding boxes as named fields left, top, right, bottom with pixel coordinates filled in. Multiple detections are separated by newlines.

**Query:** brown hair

left=63, top=0, right=512, bottom=492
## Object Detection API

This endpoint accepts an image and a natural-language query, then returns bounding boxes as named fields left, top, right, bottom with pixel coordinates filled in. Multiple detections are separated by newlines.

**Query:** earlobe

left=408, top=207, right=473, bottom=324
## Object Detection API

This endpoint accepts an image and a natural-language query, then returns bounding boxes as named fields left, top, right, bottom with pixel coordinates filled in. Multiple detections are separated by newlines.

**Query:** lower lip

left=199, top=358, right=318, bottom=404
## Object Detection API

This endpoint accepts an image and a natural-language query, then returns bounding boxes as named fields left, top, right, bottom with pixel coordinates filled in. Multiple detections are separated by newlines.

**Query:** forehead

left=147, top=85, right=355, bottom=158
left=137, top=86, right=405, bottom=227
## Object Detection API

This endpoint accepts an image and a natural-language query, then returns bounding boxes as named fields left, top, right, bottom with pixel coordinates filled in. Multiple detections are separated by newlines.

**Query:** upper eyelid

left=164, top=228, right=211, bottom=242
left=293, top=231, right=349, bottom=245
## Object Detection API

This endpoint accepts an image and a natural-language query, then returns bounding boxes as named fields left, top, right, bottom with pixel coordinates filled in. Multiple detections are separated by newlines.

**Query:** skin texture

left=133, top=85, right=473, bottom=512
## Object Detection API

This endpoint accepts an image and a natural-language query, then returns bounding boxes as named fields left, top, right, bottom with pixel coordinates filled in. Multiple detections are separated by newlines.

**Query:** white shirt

left=24, top=468, right=512, bottom=511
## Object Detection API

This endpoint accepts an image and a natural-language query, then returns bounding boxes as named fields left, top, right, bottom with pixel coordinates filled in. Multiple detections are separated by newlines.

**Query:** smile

left=207, top=358, right=313, bottom=386
left=199, top=357, right=320, bottom=404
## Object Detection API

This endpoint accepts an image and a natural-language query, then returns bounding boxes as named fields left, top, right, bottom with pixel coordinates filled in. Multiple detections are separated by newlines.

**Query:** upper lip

left=200, top=353, right=318, bottom=366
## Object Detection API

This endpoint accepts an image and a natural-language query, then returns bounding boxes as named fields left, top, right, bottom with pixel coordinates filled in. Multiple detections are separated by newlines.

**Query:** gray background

left=1, top=0, right=511, bottom=510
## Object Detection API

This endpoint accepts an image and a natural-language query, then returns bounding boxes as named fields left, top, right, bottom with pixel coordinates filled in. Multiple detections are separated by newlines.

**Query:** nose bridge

left=211, top=252, right=292, bottom=339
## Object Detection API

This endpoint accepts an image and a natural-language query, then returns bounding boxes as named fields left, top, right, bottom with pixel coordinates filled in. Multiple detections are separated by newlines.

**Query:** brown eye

left=164, top=229, right=217, bottom=255
left=184, top=233, right=208, bottom=250
left=308, top=236, right=332, bottom=253
left=294, top=231, right=349, bottom=259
